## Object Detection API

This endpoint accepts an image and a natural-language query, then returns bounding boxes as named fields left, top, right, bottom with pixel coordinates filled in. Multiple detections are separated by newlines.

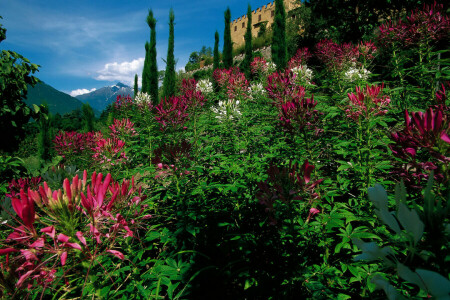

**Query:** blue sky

left=1, top=0, right=277, bottom=96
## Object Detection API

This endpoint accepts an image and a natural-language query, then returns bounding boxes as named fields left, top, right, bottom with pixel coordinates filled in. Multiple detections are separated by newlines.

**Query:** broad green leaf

left=416, top=269, right=450, bottom=299
left=368, top=184, right=389, bottom=210
left=375, top=209, right=401, bottom=234
left=397, top=203, right=424, bottom=244
left=397, top=263, right=426, bottom=290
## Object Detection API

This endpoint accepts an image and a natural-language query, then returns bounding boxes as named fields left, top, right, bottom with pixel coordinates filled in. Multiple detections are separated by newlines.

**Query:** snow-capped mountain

left=75, top=82, right=133, bottom=112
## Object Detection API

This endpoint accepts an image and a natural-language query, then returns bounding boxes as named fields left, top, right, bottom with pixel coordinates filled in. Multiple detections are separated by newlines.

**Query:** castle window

left=234, top=26, right=237, bottom=32
left=258, top=14, right=261, bottom=21
left=242, top=22, right=245, bottom=28
left=271, top=10, right=274, bottom=17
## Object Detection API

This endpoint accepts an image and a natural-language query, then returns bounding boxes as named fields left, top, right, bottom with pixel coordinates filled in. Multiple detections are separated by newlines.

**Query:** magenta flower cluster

left=109, top=118, right=138, bottom=140
left=266, top=70, right=305, bottom=105
left=287, top=47, right=312, bottom=69
left=378, top=2, right=450, bottom=48
left=53, top=131, right=101, bottom=158
left=390, top=104, right=449, bottom=187
left=257, top=160, right=323, bottom=225
left=345, top=84, right=391, bottom=121
left=0, top=171, right=148, bottom=291
left=250, top=57, right=268, bottom=76
left=213, top=67, right=249, bottom=100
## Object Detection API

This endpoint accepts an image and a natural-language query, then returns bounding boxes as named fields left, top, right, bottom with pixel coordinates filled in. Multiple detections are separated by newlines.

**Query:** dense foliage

left=1, top=3, right=449, bottom=299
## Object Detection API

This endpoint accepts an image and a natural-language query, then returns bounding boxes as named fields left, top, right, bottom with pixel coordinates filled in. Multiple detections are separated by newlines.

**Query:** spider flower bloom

left=250, top=56, right=268, bottom=76
left=53, top=131, right=100, bottom=158
left=213, top=67, right=249, bottom=100
left=345, top=84, right=390, bottom=121
left=180, top=78, right=206, bottom=110
left=266, top=70, right=306, bottom=106
left=114, top=95, right=134, bottom=111
left=378, top=2, right=450, bottom=48
left=92, top=138, right=128, bottom=168
left=10, top=189, right=36, bottom=231
left=154, top=96, right=189, bottom=131
left=279, top=95, right=321, bottom=132
left=257, top=160, right=323, bottom=224
left=7, top=177, right=42, bottom=198
left=109, top=118, right=138, bottom=140
left=196, top=78, right=214, bottom=95
left=287, top=47, right=312, bottom=69
left=389, top=106, right=449, bottom=186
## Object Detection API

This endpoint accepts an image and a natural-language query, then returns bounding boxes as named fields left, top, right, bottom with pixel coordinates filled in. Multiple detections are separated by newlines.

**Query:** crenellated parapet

left=230, top=0, right=299, bottom=48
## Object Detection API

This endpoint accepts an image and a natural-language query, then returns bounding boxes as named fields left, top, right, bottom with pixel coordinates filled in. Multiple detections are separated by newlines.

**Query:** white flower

left=344, top=67, right=370, bottom=82
left=248, top=82, right=266, bottom=100
left=267, top=62, right=277, bottom=73
left=196, top=79, right=214, bottom=95
left=291, top=65, right=313, bottom=85
left=134, top=91, right=152, bottom=104
left=211, top=99, right=241, bottom=122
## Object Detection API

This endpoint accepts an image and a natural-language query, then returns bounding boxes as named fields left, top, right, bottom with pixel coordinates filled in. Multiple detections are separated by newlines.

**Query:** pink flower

left=346, top=84, right=390, bottom=121
left=107, top=250, right=124, bottom=260
left=250, top=56, right=268, bottom=76
left=287, top=47, right=312, bottom=69
left=11, top=189, right=36, bottom=231
left=154, top=96, right=189, bottom=131
left=109, top=118, right=138, bottom=140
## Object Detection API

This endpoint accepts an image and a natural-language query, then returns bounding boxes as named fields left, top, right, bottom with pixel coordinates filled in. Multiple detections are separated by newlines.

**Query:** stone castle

left=230, top=0, right=300, bottom=47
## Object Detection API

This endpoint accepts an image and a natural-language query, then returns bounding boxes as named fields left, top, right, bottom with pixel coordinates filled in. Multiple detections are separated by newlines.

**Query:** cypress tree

left=213, top=30, right=220, bottom=91
left=223, top=7, right=233, bottom=69
left=163, top=8, right=176, bottom=99
left=134, top=74, right=138, bottom=98
left=81, top=102, right=95, bottom=132
left=142, top=42, right=150, bottom=94
left=37, top=103, right=52, bottom=164
left=272, top=0, right=287, bottom=70
left=242, top=4, right=253, bottom=78
left=147, top=10, right=158, bottom=103
left=213, top=31, right=220, bottom=71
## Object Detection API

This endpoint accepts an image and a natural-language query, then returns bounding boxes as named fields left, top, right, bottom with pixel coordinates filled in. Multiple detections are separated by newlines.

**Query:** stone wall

left=230, top=0, right=299, bottom=48
left=184, top=46, right=272, bottom=77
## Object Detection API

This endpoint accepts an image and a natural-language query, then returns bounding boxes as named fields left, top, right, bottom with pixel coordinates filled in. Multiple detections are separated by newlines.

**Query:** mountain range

left=75, top=82, right=133, bottom=112
left=25, top=81, right=133, bottom=116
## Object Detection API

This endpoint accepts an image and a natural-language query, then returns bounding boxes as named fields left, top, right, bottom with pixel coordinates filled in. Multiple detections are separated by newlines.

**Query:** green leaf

left=416, top=269, right=450, bottom=298
left=374, top=209, right=401, bottom=234
left=368, top=184, right=388, bottom=211
left=397, top=203, right=424, bottom=244
left=397, top=263, right=426, bottom=290
left=371, top=275, right=405, bottom=300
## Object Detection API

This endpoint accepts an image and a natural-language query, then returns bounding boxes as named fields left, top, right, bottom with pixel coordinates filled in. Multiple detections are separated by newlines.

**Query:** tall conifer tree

left=37, top=103, right=52, bottom=164
left=242, top=4, right=253, bottom=78
left=81, top=102, right=95, bottom=132
left=134, top=74, right=138, bottom=98
left=223, top=7, right=233, bottom=69
left=213, top=31, right=220, bottom=71
left=272, top=0, right=287, bottom=70
left=163, top=8, right=176, bottom=99
left=147, top=10, right=158, bottom=103
left=142, top=42, right=150, bottom=94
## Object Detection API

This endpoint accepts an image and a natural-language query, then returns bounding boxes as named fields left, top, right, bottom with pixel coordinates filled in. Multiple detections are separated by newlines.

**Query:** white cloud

left=95, top=58, right=144, bottom=86
left=69, top=88, right=97, bottom=97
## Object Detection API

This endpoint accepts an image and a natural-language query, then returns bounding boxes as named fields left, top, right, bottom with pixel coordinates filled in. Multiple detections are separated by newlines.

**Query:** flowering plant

left=196, top=78, right=214, bottom=96
left=213, top=68, right=249, bottom=101
left=345, top=84, right=390, bottom=122
left=257, top=160, right=323, bottom=225
left=92, top=138, right=129, bottom=170
left=109, top=118, right=138, bottom=141
left=0, top=171, right=148, bottom=296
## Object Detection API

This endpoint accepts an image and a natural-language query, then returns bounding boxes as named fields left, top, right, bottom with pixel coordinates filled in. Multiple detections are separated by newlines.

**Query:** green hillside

left=24, top=81, right=85, bottom=115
